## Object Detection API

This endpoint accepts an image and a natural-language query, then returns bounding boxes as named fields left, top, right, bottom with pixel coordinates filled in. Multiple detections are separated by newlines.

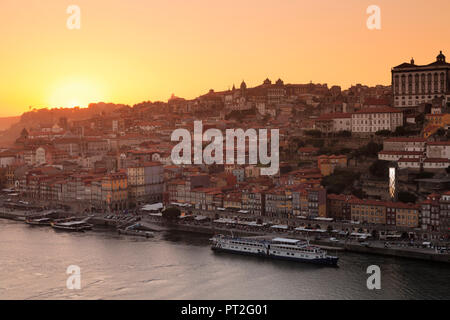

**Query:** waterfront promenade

left=1, top=203, right=449, bottom=264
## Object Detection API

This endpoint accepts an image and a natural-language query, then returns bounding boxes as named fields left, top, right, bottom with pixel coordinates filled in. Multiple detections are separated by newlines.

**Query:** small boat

left=25, top=217, right=52, bottom=226
left=118, top=223, right=154, bottom=238
left=51, top=219, right=93, bottom=232
left=118, top=229, right=154, bottom=238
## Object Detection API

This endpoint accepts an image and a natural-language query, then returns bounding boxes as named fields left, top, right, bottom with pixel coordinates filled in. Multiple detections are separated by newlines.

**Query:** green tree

left=369, top=160, right=390, bottom=178
left=398, top=191, right=417, bottom=203
left=305, top=130, right=322, bottom=138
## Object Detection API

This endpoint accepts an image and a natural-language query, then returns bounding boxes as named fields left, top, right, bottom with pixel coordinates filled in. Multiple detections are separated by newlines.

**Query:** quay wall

left=313, top=240, right=450, bottom=264
left=2, top=213, right=449, bottom=264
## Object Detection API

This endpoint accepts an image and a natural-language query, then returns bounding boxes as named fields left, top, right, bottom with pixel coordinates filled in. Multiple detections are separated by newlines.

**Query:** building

left=241, top=187, right=265, bottom=216
left=382, top=137, right=427, bottom=152
left=327, top=194, right=357, bottom=221
left=426, top=141, right=450, bottom=159
left=350, top=199, right=386, bottom=224
left=127, top=162, right=164, bottom=205
left=419, top=194, right=441, bottom=234
left=317, top=155, right=347, bottom=176
left=392, top=51, right=450, bottom=108
left=351, top=107, right=404, bottom=134
left=386, top=202, right=420, bottom=228
left=439, top=192, right=450, bottom=238
left=0, top=152, right=16, bottom=168
left=93, top=172, right=128, bottom=211
left=314, top=113, right=352, bottom=134
left=378, top=150, right=424, bottom=162
left=265, top=187, right=293, bottom=218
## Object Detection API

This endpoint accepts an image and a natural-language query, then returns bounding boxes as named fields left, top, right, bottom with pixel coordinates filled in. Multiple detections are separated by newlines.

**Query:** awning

left=141, top=203, right=163, bottom=211
left=270, top=225, right=288, bottom=230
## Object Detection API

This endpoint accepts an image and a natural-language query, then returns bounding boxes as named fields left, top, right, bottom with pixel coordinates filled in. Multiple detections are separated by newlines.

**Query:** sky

left=0, top=0, right=449, bottom=117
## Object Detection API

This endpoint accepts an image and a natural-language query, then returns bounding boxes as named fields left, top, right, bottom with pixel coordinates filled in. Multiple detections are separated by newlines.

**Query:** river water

left=0, top=219, right=448, bottom=300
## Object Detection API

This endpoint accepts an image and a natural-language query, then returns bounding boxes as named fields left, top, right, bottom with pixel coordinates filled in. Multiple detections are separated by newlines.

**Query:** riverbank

left=2, top=211, right=449, bottom=264
left=134, top=217, right=450, bottom=264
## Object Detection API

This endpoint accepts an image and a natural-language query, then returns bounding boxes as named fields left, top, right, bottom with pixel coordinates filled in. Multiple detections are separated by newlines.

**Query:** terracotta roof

left=384, top=137, right=426, bottom=143
left=379, top=151, right=423, bottom=155
left=398, top=157, right=420, bottom=162
left=427, top=141, right=450, bottom=146
left=423, top=158, right=449, bottom=163
left=354, top=107, right=402, bottom=114
left=316, top=113, right=352, bottom=120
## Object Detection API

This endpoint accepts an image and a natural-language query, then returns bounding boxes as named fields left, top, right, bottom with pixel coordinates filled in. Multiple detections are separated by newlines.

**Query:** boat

left=210, top=235, right=339, bottom=266
left=25, top=217, right=52, bottom=226
left=117, top=223, right=154, bottom=238
left=118, top=229, right=154, bottom=238
left=51, top=219, right=93, bottom=232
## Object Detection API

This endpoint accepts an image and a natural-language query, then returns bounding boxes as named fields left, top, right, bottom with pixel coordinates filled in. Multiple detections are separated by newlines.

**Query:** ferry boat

left=25, top=217, right=52, bottom=226
left=51, top=219, right=93, bottom=232
left=211, top=235, right=338, bottom=266
left=118, top=223, right=154, bottom=238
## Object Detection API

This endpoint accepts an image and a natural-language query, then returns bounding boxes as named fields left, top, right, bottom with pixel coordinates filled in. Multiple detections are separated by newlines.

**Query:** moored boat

left=51, top=220, right=93, bottom=232
left=118, top=223, right=154, bottom=238
left=25, top=217, right=52, bottom=226
left=211, top=235, right=339, bottom=266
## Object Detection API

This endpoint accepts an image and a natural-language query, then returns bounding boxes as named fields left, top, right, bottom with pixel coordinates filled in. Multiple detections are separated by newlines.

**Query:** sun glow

left=48, top=79, right=106, bottom=109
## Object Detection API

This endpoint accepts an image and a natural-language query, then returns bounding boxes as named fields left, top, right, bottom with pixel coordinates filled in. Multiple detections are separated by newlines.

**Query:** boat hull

left=25, top=221, right=51, bottom=226
left=51, top=224, right=93, bottom=232
left=212, top=246, right=338, bottom=266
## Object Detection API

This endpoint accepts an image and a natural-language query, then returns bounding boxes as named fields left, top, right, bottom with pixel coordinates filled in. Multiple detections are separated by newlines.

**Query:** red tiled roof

left=316, top=113, right=352, bottom=120
left=423, top=158, right=449, bottom=163
left=355, top=107, right=402, bottom=114
left=379, top=151, right=423, bottom=155
left=384, top=137, right=426, bottom=143
left=398, top=158, right=420, bottom=162
left=427, top=141, right=450, bottom=146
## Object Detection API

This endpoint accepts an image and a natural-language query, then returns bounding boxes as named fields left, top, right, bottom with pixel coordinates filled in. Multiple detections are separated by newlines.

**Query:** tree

left=312, top=139, right=325, bottom=148
left=338, top=130, right=352, bottom=137
left=394, top=126, right=408, bottom=136
left=321, top=169, right=360, bottom=194
left=436, top=128, right=445, bottom=136
left=369, top=160, right=390, bottom=178
left=162, top=207, right=181, bottom=220
left=398, top=191, right=417, bottom=203
left=375, top=129, right=391, bottom=136
left=304, top=130, right=322, bottom=138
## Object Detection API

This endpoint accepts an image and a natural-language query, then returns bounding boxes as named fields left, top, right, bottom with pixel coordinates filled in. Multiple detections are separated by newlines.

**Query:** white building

left=426, top=141, right=450, bottom=159
left=378, top=150, right=423, bottom=162
left=398, top=158, right=421, bottom=169
left=383, top=137, right=427, bottom=152
left=351, top=107, right=403, bottom=134
left=0, top=152, right=16, bottom=168
left=423, top=158, right=450, bottom=170
left=314, top=113, right=352, bottom=133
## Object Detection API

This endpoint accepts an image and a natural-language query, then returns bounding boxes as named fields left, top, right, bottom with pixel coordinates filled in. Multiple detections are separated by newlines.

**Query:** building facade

left=392, top=51, right=450, bottom=108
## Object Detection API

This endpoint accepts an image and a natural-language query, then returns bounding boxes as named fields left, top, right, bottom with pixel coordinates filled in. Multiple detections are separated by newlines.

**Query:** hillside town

left=0, top=51, right=449, bottom=243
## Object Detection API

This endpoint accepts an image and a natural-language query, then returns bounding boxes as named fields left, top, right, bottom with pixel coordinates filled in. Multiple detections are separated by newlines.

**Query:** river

left=0, top=219, right=448, bottom=300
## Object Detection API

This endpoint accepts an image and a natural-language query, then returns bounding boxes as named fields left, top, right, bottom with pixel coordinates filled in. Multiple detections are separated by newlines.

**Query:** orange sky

left=0, top=0, right=449, bottom=116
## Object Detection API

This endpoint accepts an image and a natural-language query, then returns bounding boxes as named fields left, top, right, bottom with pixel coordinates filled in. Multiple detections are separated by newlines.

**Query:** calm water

left=0, top=219, right=449, bottom=300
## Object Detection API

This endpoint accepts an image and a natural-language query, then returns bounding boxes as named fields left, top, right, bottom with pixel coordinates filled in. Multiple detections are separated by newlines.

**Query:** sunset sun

left=48, top=79, right=105, bottom=109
